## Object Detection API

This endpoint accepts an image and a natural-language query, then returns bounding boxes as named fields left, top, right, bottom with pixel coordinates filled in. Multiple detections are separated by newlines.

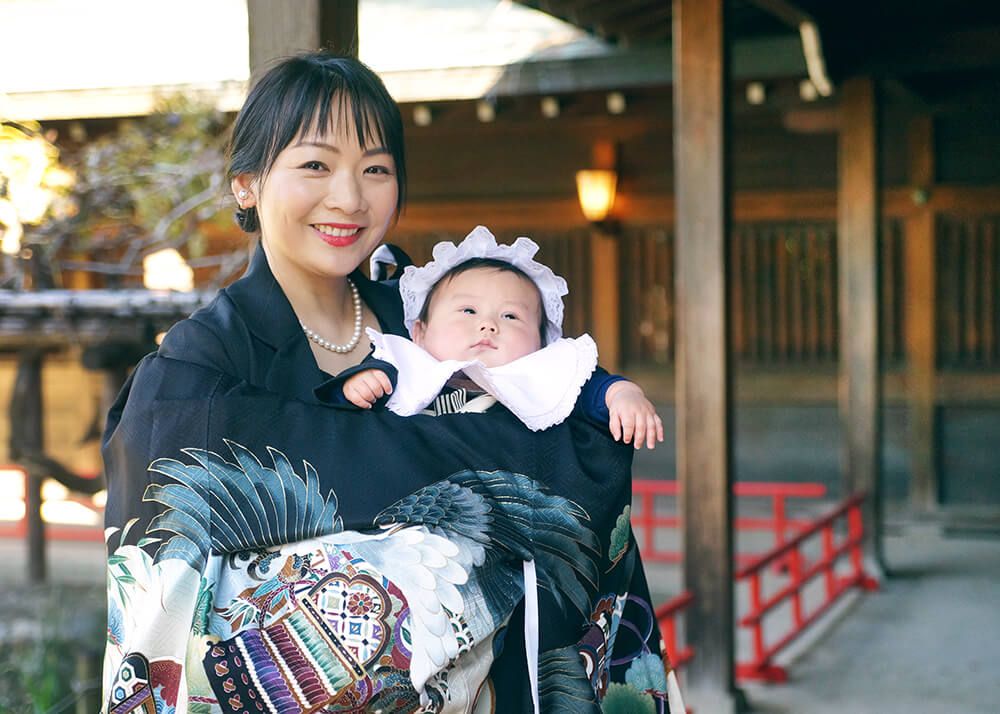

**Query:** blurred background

left=1, top=1, right=999, bottom=711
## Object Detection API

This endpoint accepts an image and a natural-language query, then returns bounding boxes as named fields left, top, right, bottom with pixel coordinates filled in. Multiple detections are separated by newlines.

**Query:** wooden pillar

left=10, top=350, right=46, bottom=583
left=589, top=140, right=621, bottom=371
left=904, top=116, right=938, bottom=512
left=320, top=0, right=360, bottom=57
left=673, top=0, right=736, bottom=710
left=590, top=231, right=621, bottom=371
left=837, top=77, right=884, bottom=567
left=247, top=0, right=320, bottom=72
left=247, top=1, right=359, bottom=72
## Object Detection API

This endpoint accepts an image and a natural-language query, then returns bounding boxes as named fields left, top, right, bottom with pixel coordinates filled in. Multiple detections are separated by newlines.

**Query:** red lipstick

left=313, top=223, right=363, bottom=247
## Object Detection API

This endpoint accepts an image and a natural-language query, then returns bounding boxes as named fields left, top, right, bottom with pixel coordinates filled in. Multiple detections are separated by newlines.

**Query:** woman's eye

left=364, top=165, right=392, bottom=175
left=301, top=161, right=326, bottom=171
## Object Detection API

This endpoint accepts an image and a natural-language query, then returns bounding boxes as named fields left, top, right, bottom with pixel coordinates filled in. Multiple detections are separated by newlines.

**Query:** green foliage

left=192, top=577, right=215, bottom=636
left=608, top=504, right=631, bottom=566
left=0, top=585, right=105, bottom=712
left=68, top=98, right=230, bottom=249
left=14, top=97, right=237, bottom=288
left=625, top=651, right=669, bottom=693
left=602, top=682, right=656, bottom=714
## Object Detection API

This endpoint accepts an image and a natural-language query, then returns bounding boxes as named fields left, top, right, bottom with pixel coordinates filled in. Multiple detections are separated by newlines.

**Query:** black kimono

left=101, top=245, right=684, bottom=713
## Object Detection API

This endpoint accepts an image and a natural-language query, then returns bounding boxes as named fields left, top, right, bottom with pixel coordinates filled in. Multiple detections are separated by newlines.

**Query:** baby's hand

left=605, top=381, right=664, bottom=449
left=343, top=369, right=393, bottom=409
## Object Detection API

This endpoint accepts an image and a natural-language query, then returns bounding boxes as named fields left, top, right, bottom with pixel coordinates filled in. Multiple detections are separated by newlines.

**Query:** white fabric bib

left=367, top=328, right=598, bottom=432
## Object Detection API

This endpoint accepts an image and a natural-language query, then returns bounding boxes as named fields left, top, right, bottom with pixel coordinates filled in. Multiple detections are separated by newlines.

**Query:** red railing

left=655, top=590, right=695, bottom=671
left=651, top=491, right=878, bottom=683
left=735, top=491, right=879, bottom=682
left=0, top=464, right=104, bottom=543
left=632, top=479, right=827, bottom=565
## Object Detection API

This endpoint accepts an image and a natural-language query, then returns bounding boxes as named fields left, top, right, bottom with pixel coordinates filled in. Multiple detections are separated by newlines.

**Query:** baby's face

left=413, top=267, right=543, bottom=368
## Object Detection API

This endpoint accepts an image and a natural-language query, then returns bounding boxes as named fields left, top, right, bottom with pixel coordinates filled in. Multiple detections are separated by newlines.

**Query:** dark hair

left=227, top=52, right=406, bottom=232
left=418, top=258, right=548, bottom=345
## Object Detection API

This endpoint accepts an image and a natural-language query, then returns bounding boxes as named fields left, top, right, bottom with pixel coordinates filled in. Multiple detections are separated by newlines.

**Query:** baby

left=341, top=226, right=663, bottom=448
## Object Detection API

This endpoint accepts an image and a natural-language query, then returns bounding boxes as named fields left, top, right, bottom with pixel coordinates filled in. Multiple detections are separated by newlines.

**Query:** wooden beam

left=616, top=7, right=673, bottom=43
left=615, top=4, right=672, bottom=35
left=745, top=0, right=813, bottom=28
left=673, top=0, right=737, bottom=710
left=904, top=115, right=938, bottom=512
left=581, top=0, right=658, bottom=25
left=319, top=0, right=359, bottom=57
left=386, top=184, right=1000, bottom=235
left=837, top=76, right=884, bottom=567
left=849, top=26, right=1000, bottom=77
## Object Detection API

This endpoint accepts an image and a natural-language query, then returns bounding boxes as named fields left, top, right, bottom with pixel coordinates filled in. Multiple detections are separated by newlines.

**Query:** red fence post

left=822, top=525, right=836, bottom=599
left=790, top=548, right=804, bottom=628
left=848, top=500, right=881, bottom=591
left=773, top=493, right=786, bottom=547
left=749, top=574, right=765, bottom=667
left=643, top=490, right=655, bottom=557
left=656, top=591, right=696, bottom=671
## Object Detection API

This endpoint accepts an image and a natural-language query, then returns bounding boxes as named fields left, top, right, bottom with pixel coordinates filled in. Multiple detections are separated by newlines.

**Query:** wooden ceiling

left=515, top=0, right=786, bottom=45
left=514, top=0, right=1000, bottom=84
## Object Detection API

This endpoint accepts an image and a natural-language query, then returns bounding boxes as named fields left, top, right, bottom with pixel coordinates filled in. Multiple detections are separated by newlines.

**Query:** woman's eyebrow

left=292, top=140, right=389, bottom=158
left=294, top=140, right=339, bottom=151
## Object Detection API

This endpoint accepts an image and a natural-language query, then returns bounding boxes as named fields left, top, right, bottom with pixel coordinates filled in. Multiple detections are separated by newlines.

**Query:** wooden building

left=2, top=0, right=999, bottom=709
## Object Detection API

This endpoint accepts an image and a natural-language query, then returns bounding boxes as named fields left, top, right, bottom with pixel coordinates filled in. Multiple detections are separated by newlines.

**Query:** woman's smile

left=313, top=222, right=363, bottom=247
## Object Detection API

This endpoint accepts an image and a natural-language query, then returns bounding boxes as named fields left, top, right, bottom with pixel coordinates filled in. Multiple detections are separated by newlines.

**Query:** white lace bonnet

left=395, top=225, right=568, bottom=344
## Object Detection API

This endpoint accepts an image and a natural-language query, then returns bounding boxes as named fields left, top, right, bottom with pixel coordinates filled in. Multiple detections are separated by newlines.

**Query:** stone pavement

left=0, top=536, right=105, bottom=588
left=737, top=522, right=1000, bottom=714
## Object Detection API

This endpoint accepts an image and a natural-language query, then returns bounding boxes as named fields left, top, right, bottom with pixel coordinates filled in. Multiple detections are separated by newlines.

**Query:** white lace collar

left=366, top=328, right=598, bottom=431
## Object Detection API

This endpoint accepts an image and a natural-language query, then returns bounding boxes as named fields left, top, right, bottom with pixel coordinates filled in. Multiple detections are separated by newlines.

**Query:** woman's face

left=234, top=101, right=398, bottom=283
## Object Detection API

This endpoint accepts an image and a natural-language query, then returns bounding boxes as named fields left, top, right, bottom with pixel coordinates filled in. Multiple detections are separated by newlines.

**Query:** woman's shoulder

left=157, top=289, right=249, bottom=375
left=157, top=246, right=286, bottom=377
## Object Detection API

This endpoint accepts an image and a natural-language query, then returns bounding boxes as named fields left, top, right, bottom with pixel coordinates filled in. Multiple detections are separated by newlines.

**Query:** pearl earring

left=238, top=189, right=249, bottom=200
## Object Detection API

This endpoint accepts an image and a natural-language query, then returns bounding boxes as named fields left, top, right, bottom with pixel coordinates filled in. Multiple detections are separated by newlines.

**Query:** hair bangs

left=299, top=83, right=389, bottom=154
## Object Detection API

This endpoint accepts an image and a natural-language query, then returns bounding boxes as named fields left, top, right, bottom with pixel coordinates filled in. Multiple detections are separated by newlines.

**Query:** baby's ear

left=411, top=320, right=427, bottom=347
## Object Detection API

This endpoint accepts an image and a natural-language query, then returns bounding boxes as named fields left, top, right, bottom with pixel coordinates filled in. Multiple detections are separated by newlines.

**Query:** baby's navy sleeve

left=574, top=366, right=627, bottom=427
left=313, top=354, right=399, bottom=408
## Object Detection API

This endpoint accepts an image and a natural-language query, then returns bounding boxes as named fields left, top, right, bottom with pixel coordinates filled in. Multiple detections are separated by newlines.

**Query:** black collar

left=225, top=241, right=299, bottom=349
left=226, top=241, right=407, bottom=350
left=222, top=242, right=407, bottom=403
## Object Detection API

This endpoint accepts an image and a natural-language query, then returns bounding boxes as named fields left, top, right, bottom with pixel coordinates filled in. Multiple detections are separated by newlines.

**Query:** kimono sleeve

left=102, top=353, right=223, bottom=712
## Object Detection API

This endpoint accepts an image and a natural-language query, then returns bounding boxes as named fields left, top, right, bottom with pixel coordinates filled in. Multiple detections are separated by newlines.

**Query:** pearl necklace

left=299, top=280, right=363, bottom=353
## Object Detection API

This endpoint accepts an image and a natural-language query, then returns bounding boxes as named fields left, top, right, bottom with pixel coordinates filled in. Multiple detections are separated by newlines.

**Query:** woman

left=102, top=53, right=683, bottom=714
